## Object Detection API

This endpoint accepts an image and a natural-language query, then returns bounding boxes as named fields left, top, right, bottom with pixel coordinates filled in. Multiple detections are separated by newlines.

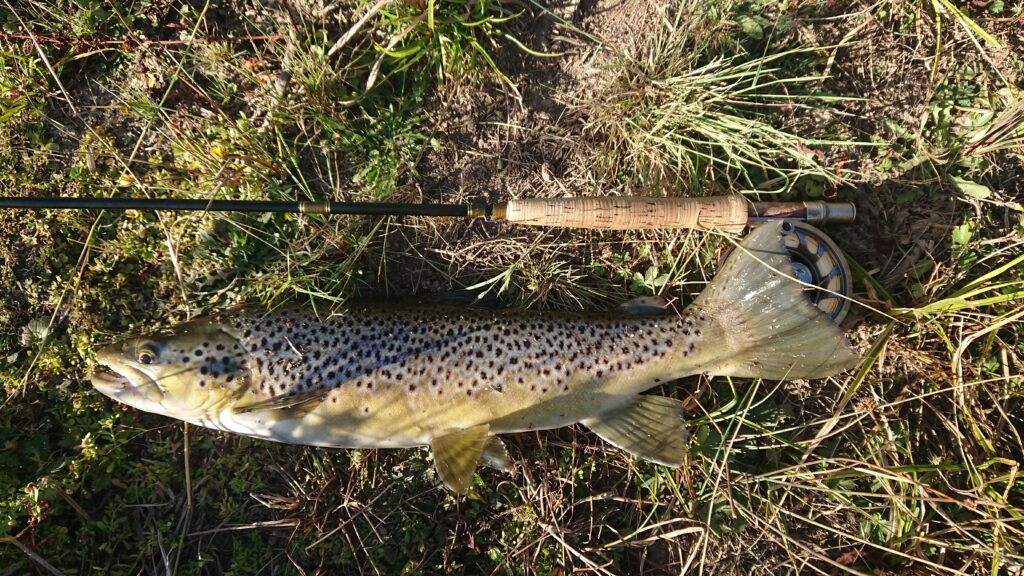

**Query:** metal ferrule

left=803, top=201, right=856, bottom=224
left=749, top=201, right=856, bottom=225
left=468, top=203, right=503, bottom=221
left=298, top=201, right=331, bottom=214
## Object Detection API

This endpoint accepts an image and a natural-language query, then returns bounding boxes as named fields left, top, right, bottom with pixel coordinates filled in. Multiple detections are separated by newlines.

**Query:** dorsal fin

left=618, top=296, right=670, bottom=316
left=431, top=425, right=490, bottom=494
left=581, top=395, right=688, bottom=466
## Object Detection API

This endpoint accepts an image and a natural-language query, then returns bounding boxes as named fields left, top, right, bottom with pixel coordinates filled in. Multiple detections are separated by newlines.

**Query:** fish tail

left=690, top=222, right=858, bottom=380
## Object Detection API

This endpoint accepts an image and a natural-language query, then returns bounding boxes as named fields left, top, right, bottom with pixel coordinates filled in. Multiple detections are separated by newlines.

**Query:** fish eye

left=135, top=342, right=160, bottom=365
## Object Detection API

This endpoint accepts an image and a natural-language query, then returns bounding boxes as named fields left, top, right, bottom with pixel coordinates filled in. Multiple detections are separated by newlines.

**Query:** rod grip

left=502, top=196, right=749, bottom=233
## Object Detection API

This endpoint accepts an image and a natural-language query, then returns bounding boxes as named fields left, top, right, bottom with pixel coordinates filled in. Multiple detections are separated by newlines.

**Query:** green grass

left=1, top=0, right=1023, bottom=574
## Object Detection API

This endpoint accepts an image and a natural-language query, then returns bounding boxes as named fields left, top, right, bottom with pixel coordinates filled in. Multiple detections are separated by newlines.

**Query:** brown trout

left=91, top=223, right=857, bottom=493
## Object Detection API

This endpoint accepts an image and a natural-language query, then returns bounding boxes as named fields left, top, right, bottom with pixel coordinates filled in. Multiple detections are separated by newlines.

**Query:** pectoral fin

left=431, top=425, right=490, bottom=494
left=232, top=389, right=324, bottom=416
left=582, top=395, right=688, bottom=467
left=481, top=436, right=513, bottom=471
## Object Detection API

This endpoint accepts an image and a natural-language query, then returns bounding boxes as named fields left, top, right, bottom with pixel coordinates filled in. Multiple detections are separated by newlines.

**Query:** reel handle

left=495, top=196, right=749, bottom=233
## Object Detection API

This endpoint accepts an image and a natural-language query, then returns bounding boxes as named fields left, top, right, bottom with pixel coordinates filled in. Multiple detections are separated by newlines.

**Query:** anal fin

left=581, top=396, right=688, bottom=467
left=481, top=436, right=512, bottom=471
left=431, top=424, right=490, bottom=494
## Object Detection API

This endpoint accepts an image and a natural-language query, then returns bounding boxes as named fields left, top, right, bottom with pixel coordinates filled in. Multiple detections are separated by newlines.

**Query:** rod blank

left=0, top=197, right=469, bottom=217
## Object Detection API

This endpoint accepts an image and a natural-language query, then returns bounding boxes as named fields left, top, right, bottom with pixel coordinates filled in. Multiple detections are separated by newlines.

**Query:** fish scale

left=221, top=306, right=695, bottom=413
left=91, top=223, right=859, bottom=493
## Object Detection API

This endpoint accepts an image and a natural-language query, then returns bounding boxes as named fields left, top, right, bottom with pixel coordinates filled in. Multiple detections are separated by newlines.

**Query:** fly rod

left=0, top=195, right=854, bottom=233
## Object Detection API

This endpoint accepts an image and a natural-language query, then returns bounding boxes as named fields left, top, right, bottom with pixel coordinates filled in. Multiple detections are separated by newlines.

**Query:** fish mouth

left=90, top=356, right=165, bottom=404
left=91, top=365, right=129, bottom=387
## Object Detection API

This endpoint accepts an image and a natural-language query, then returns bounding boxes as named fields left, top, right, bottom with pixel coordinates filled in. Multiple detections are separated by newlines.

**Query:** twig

left=0, top=538, right=65, bottom=576
left=0, top=0, right=78, bottom=116
left=188, top=519, right=302, bottom=537
left=366, top=16, right=423, bottom=91
left=327, top=0, right=391, bottom=59
left=539, top=522, right=616, bottom=576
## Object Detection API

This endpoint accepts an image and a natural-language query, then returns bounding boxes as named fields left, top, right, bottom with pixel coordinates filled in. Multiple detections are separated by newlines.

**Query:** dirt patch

left=415, top=0, right=680, bottom=204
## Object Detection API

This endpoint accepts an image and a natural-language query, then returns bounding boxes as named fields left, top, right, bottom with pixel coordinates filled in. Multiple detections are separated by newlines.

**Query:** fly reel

left=720, top=221, right=852, bottom=324
left=778, top=221, right=851, bottom=324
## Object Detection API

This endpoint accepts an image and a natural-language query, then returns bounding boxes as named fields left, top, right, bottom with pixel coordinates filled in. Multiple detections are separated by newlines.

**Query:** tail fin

left=692, top=222, right=858, bottom=379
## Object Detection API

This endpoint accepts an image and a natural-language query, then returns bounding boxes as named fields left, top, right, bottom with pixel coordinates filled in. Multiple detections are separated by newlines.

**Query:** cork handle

left=502, top=196, right=749, bottom=233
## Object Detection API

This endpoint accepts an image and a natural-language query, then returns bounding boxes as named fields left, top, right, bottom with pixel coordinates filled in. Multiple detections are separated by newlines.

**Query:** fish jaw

left=91, top=345, right=168, bottom=410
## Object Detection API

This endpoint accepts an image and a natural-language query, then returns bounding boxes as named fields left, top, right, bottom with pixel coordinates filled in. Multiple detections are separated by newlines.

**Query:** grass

left=583, top=2, right=858, bottom=196
left=1, top=0, right=1023, bottom=574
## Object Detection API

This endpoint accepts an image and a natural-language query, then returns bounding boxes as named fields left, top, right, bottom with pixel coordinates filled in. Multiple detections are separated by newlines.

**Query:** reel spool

left=778, top=221, right=851, bottom=324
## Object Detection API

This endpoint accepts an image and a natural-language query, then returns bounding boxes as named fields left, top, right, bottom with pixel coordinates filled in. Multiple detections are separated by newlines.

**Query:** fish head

left=91, top=320, right=250, bottom=421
